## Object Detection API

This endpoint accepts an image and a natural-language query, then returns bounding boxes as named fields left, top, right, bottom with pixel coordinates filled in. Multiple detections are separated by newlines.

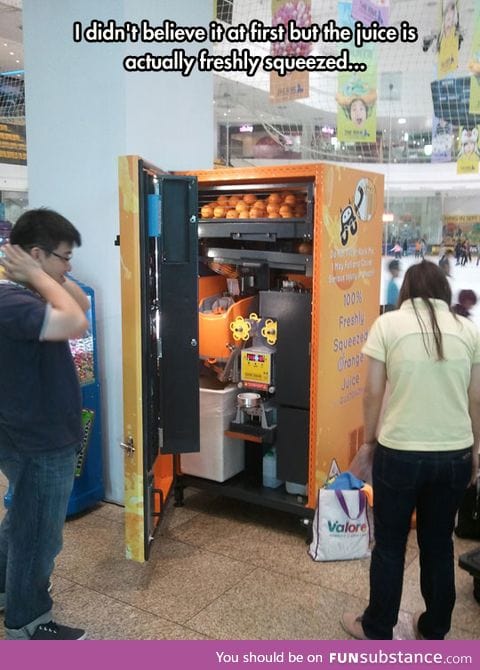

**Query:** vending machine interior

left=176, top=179, right=316, bottom=515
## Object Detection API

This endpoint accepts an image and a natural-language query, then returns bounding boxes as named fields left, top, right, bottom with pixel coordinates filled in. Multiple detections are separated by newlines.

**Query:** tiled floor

left=0, top=472, right=479, bottom=640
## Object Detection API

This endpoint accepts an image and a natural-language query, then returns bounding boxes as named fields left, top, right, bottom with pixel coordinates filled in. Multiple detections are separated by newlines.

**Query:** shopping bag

left=308, top=488, right=370, bottom=562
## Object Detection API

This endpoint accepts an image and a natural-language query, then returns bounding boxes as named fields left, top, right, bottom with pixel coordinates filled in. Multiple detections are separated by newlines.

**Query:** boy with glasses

left=0, top=208, right=89, bottom=640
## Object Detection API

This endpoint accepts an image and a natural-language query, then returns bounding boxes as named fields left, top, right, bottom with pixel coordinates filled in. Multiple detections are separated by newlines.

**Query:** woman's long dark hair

left=398, top=260, right=453, bottom=360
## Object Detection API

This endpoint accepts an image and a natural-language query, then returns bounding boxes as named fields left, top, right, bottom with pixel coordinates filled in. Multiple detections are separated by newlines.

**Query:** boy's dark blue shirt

left=0, top=281, right=82, bottom=452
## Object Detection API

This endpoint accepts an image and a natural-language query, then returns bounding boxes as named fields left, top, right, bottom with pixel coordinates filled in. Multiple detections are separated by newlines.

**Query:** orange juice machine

left=118, top=157, right=383, bottom=561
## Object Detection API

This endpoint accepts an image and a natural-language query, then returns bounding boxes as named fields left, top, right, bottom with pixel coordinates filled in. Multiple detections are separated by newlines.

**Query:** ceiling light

left=398, top=118, right=406, bottom=125
left=9, top=52, right=14, bottom=56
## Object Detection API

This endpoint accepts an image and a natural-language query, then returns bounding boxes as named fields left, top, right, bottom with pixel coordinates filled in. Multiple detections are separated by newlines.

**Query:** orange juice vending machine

left=119, top=158, right=383, bottom=562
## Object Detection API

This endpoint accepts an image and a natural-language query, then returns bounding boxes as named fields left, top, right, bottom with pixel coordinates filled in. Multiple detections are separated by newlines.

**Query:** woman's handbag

left=308, top=488, right=370, bottom=562
left=455, top=479, right=480, bottom=539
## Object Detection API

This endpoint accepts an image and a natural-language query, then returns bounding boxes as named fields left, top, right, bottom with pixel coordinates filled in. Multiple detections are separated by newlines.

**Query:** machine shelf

left=198, top=218, right=312, bottom=240
left=176, top=472, right=311, bottom=518
left=201, top=247, right=313, bottom=274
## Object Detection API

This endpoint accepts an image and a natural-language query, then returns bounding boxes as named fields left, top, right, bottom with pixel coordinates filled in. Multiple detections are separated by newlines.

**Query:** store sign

left=0, top=122, right=27, bottom=165
left=239, top=124, right=253, bottom=133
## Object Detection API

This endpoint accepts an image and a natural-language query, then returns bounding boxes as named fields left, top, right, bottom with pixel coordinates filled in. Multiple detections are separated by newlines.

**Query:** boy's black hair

left=458, top=289, right=477, bottom=306
left=10, top=208, right=81, bottom=252
left=388, top=260, right=400, bottom=272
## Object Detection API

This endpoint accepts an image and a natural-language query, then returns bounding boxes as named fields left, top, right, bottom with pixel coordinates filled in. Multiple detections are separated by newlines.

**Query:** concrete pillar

left=22, top=0, right=213, bottom=501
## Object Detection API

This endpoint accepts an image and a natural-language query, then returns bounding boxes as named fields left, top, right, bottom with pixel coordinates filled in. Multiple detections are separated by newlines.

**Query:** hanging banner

left=457, top=126, right=480, bottom=174
left=351, top=0, right=390, bottom=27
left=469, top=0, right=480, bottom=113
left=431, top=116, right=454, bottom=163
left=338, top=0, right=355, bottom=29
left=269, top=0, right=311, bottom=103
left=336, top=46, right=377, bottom=143
left=336, top=2, right=377, bottom=143
left=437, top=0, right=460, bottom=79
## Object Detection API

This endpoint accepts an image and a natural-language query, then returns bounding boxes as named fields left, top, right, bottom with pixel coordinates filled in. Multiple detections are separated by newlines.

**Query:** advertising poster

left=438, top=0, right=460, bottom=79
left=431, top=115, right=454, bottom=162
left=336, top=45, right=377, bottom=143
left=314, top=166, right=382, bottom=487
left=352, top=0, right=390, bottom=27
left=337, top=2, right=377, bottom=143
left=469, top=0, right=480, bottom=113
left=269, top=0, right=311, bottom=103
left=457, top=126, right=480, bottom=174
left=338, top=0, right=355, bottom=29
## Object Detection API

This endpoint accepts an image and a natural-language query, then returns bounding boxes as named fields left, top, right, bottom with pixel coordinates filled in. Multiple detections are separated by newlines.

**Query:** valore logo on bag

left=327, top=520, right=368, bottom=534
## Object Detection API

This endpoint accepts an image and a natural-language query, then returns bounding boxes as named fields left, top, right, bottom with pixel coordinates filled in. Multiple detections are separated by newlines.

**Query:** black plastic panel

left=158, top=176, right=200, bottom=454
left=259, top=291, right=311, bottom=408
left=276, top=407, right=309, bottom=485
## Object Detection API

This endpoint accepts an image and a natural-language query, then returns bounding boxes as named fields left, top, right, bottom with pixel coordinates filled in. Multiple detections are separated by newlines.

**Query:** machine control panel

left=240, top=349, right=272, bottom=385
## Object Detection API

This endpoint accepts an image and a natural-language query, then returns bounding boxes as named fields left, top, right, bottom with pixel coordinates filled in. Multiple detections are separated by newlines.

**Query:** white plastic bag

left=308, top=489, right=370, bottom=562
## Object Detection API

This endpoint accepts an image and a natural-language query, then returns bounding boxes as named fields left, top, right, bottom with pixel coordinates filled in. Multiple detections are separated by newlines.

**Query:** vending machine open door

left=118, top=156, right=199, bottom=562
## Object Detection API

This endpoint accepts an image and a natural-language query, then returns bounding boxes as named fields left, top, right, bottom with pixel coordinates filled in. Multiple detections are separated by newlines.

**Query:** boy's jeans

left=0, top=437, right=77, bottom=631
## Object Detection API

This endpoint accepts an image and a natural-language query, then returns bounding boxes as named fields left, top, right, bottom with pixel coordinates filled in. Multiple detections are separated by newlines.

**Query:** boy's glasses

left=50, top=250, right=72, bottom=263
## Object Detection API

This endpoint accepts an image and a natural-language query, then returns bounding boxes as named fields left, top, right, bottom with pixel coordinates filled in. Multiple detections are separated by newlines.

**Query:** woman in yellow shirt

left=342, top=261, right=480, bottom=640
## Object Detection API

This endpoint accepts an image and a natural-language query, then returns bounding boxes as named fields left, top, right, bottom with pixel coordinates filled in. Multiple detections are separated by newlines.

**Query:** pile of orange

left=199, top=191, right=306, bottom=220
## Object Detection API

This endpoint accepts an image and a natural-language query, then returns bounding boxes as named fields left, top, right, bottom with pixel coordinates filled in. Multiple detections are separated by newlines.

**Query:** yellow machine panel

left=240, top=350, right=272, bottom=385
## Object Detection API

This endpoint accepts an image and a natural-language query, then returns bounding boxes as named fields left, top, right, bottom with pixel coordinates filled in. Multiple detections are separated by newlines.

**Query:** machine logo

left=339, top=178, right=376, bottom=246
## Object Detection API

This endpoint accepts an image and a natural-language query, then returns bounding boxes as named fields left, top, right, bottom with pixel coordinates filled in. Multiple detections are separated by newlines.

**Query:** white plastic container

left=285, top=481, right=307, bottom=496
left=181, top=382, right=244, bottom=482
left=262, top=448, right=283, bottom=489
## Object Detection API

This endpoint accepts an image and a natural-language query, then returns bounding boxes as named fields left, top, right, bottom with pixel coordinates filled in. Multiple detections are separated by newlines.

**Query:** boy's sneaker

left=30, top=621, right=87, bottom=640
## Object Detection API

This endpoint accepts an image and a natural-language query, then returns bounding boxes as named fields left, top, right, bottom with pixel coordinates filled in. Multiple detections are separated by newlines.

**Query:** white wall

left=22, top=0, right=213, bottom=503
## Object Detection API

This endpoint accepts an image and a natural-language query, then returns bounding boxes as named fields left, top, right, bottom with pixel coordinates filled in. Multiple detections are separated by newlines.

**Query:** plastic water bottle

left=262, top=448, right=283, bottom=489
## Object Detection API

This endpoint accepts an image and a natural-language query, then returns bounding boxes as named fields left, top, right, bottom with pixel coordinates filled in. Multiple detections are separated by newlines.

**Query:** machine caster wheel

left=300, top=517, right=313, bottom=544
